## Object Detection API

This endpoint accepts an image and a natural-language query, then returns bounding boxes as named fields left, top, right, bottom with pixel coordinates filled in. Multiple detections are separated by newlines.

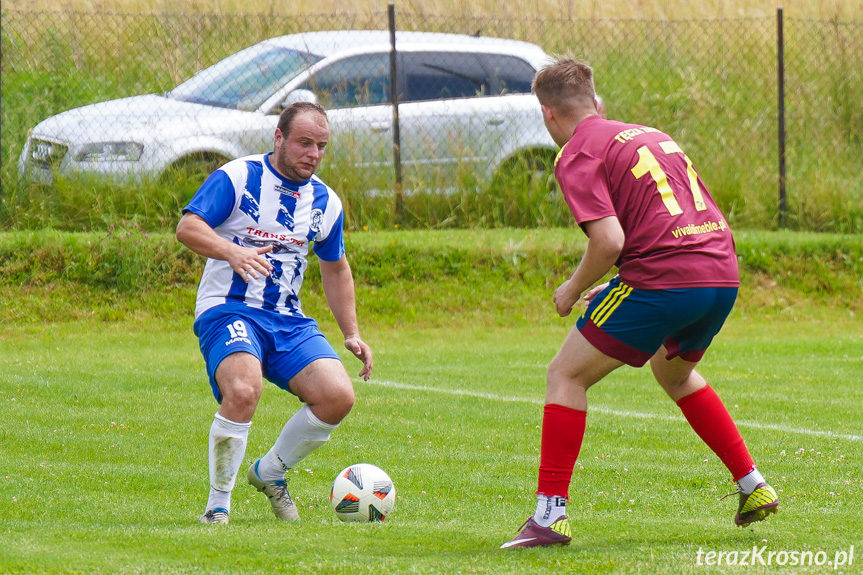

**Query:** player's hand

left=553, top=279, right=581, bottom=318
left=345, top=335, right=373, bottom=381
left=582, top=281, right=609, bottom=305
left=228, top=245, right=274, bottom=282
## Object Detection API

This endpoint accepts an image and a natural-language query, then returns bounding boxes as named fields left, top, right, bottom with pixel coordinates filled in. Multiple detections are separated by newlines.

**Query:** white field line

left=356, top=378, right=862, bottom=443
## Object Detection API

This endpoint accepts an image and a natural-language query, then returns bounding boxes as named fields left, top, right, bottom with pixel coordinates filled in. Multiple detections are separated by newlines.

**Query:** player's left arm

left=554, top=216, right=624, bottom=317
left=319, top=255, right=373, bottom=380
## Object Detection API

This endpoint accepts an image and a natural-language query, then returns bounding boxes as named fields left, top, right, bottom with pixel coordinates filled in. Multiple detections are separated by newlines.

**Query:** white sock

left=256, top=405, right=338, bottom=482
left=206, top=412, right=251, bottom=513
left=736, top=467, right=766, bottom=495
left=533, top=494, right=567, bottom=527
left=206, top=487, right=232, bottom=513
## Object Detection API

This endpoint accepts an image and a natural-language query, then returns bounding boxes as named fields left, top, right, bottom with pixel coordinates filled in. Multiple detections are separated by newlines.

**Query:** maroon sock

left=677, top=385, right=755, bottom=481
left=537, top=404, right=587, bottom=498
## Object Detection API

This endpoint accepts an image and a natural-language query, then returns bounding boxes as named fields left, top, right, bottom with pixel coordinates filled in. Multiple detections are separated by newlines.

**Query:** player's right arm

left=176, top=212, right=273, bottom=282
left=553, top=216, right=624, bottom=317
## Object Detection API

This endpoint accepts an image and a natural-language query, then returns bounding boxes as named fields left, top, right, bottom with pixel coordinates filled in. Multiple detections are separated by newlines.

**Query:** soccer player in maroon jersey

left=501, top=57, right=778, bottom=549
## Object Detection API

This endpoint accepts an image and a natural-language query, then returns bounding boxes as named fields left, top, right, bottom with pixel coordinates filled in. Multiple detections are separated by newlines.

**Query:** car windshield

left=169, top=46, right=322, bottom=111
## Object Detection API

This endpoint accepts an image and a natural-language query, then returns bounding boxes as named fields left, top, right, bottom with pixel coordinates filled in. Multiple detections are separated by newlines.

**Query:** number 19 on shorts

left=227, top=320, right=248, bottom=339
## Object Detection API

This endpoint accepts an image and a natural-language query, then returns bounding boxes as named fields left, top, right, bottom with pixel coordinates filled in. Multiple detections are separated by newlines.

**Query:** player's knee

left=305, top=378, right=354, bottom=422
left=547, top=360, right=596, bottom=397
left=220, top=379, right=262, bottom=413
left=329, top=383, right=355, bottom=419
left=548, top=359, right=576, bottom=387
left=309, top=392, right=353, bottom=426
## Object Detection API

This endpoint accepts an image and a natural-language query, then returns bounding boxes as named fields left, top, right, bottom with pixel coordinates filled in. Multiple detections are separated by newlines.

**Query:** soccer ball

left=330, top=463, right=396, bottom=522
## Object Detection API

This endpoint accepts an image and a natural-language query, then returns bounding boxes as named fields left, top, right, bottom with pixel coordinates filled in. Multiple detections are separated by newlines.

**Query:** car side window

left=402, top=52, right=490, bottom=102
left=300, top=53, right=391, bottom=109
left=479, top=54, right=536, bottom=95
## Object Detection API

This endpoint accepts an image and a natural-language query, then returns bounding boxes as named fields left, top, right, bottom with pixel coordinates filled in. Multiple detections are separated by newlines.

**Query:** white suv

left=19, top=30, right=556, bottom=187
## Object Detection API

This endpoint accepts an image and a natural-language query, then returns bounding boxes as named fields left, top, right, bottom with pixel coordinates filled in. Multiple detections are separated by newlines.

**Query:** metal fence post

left=777, top=6, right=787, bottom=228
left=388, top=3, right=404, bottom=225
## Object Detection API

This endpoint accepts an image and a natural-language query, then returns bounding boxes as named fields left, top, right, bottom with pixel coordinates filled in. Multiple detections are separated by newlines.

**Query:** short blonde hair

left=532, top=57, right=596, bottom=114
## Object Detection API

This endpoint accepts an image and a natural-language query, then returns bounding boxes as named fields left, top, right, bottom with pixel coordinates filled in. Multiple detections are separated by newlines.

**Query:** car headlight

left=76, top=142, right=144, bottom=162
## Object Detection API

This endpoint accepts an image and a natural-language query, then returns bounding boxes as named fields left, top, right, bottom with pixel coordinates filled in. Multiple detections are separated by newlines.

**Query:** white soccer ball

left=330, top=463, right=396, bottom=522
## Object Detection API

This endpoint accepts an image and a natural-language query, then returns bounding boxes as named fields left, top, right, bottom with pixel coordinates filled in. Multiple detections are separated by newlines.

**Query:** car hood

left=30, top=94, right=257, bottom=144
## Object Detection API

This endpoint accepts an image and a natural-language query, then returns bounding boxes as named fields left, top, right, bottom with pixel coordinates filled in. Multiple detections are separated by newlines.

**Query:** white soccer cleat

left=247, top=460, right=300, bottom=521
left=199, top=507, right=229, bottom=524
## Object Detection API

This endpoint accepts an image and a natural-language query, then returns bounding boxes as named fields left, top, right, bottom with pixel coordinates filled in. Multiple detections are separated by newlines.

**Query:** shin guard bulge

left=537, top=404, right=587, bottom=498
left=257, top=404, right=338, bottom=481
left=677, top=385, right=754, bottom=481
left=209, top=412, right=251, bottom=493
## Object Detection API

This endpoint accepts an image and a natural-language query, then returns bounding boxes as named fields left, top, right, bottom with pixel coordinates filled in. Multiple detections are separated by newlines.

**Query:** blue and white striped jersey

left=183, top=153, right=345, bottom=318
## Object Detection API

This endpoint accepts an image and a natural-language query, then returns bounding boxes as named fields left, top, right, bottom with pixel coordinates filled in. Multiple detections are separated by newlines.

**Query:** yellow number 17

left=631, top=141, right=706, bottom=215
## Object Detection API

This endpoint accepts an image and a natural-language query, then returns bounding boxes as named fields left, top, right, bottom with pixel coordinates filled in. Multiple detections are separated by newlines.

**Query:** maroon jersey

left=555, top=115, right=739, bottom=289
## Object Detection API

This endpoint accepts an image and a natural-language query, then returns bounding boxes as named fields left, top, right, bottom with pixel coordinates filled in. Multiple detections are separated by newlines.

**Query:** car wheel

left=491, top=150, right=557, bottom=195
left=483, top=150, right=564, bottom=227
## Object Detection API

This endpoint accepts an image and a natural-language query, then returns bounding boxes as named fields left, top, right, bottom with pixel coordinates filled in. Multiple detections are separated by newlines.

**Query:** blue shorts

left=576, top=276, right=737, bottom=367
left=193, top=304, right=341, bottom=402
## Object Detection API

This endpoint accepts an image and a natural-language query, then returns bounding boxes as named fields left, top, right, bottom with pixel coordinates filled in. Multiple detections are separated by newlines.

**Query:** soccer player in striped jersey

left=177, top=102, right=373, bottom=525
left=501, top=58, right=777, bottom=549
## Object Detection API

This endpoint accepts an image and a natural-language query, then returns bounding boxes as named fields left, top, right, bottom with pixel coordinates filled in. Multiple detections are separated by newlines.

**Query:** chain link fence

left=2, top=8, right=861, bottom=232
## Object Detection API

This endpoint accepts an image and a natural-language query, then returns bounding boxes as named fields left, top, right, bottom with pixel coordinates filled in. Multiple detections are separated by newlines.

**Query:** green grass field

left=1, top=283, right=860, bottom=573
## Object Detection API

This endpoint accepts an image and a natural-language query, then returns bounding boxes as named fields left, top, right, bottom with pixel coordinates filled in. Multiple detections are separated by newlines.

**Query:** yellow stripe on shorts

left=590, top=283, right=633, bottom=327
left=589, top=283, right=625, bottom=323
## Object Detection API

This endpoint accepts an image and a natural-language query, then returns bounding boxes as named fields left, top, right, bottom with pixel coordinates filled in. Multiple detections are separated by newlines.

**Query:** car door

left=296, top=52, right=396, bottom=184
left=396, top=49, right=547, bottom=185
left=396, top=50, right=493, bottom=182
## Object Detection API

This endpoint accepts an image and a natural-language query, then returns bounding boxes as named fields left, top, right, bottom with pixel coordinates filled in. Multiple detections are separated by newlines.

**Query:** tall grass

left=1, top=9, right=860, bottom=232
left=5, top=0, right=863, bottom=20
